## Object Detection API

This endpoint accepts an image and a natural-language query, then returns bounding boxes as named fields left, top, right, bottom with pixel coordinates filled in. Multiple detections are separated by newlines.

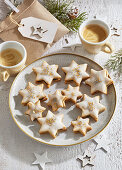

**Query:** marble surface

left=0, top=0, right=121, bottom=170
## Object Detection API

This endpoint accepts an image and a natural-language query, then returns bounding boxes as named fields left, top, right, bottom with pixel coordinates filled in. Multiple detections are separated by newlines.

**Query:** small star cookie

left=25, top=101, right=46, bottom=121
left=85, top=69, right=113, bottom=94
left=33, top=61, right=61, bottom=87
left=76, top=94, right=105, bottom=121
left=71, top=116, right=92, bottom=136
left=62, top=60, right=89, bottom=86
left=62, top=84, right=82, bottom=103
left=48, top=90, right=67, bottom=111
left=37, top=110, right=67, bottom=138
left=19, top=82, right=47, bottom=105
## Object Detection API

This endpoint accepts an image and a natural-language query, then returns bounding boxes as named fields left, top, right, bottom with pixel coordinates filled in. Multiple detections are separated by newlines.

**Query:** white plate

left=9, top=53, right=116, bottom=146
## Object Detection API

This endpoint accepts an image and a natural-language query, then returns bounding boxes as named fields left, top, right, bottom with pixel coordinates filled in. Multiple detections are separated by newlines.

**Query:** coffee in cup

left=0, top=41, right=27, bottom=81
left=79, top=19, right=114, bottom=54
left=82, top=24, right=107, bottom=43
left=0, top=48, right=23, bottom=67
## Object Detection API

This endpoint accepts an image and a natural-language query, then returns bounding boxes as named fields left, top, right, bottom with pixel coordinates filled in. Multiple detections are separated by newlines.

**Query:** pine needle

left=63, top=12, right=87, bottom=32
left=43, top=0, right=87, bottom=32
left=105, top=49, right=122, bottom=73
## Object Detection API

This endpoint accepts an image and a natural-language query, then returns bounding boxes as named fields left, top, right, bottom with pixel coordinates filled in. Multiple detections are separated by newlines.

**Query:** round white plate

left=9, top=53, right=116, bottom=146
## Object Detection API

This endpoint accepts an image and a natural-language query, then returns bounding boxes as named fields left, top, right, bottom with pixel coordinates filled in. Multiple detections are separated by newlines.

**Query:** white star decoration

left=32, top=151, right=52, bottom=169
left=31, top=134, right=110, bottom=169
left=93, top=134, right=111, bottom=152
left=77, top=149, right=96, bottom=167
left=32, top=25, right=48, bottom=38
left=76, top=133, right=111, bottom=168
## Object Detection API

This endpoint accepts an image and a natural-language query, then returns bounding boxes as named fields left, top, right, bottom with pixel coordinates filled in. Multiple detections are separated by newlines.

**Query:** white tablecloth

left=0, top=0, right=121, bottom=170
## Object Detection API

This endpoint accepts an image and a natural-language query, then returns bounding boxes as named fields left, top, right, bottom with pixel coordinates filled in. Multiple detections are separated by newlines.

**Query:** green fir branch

left=63, top=12, right=87, bottom=32
left=43, top=0, right=87, bottom=32
left=105, top=49, right=122, bottom=73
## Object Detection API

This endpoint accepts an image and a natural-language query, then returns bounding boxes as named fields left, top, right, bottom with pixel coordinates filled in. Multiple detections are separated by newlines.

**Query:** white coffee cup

left=0, top=41, right=27, bottom=81
left=79, top=19, right=114, bottom=54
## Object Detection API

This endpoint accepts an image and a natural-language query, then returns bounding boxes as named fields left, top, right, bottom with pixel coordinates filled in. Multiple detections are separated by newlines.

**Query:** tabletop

left=0, top=0, right=122, bottom=170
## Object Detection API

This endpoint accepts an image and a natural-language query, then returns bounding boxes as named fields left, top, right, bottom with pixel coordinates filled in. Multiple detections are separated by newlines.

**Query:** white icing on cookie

left=19, top=82, right=47, bottom=105
left=25, top=101, right=46, bottom=121
left=85, top=69, right=113, bottom=94
left=33, top=61, right=61, bottom=87
left=62, top=60, right=89, bottom=86
left=76, top=94, right=106, bottom=121
left=37, top=110, right=66, bottom=138
left=71, top=116, right=92, bottom=136
left=62, top=84, right=82, bottom=103
left=48, top=90, right=67, bottom=111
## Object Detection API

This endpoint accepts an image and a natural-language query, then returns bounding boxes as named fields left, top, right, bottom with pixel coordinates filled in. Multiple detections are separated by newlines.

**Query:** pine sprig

left=43, top=0, right=87, bottom=32
left=105, top=49, right=122, bottom=73
left=63, top=12, right=87, bottom=32
left=43, top=0, right=72, bottom=16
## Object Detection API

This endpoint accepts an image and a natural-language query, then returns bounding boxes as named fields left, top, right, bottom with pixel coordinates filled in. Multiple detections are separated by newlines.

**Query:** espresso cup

left=0, top=41, right=27, bottom=81
left=79, top=19, right=114, bottom=54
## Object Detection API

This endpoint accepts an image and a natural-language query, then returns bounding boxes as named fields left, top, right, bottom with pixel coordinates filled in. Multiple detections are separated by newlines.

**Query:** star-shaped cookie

left=71, top=116, right=92, bottom=136
left=37, top=110, right=67, bottom=138
left=19, top=82, right=47, bottom=105
left=62, top=84, right=82, bottom=103
left=48, top=90, right=67, bottom=111
left=62, top=60, right=89, bottom=86
left=76, top=94, right=105, bottom=121
left=85, top=69, right=113, bottom=94
left=33, top=61, right=61, bottom=87
left=25, top=101, right=46, bottom=121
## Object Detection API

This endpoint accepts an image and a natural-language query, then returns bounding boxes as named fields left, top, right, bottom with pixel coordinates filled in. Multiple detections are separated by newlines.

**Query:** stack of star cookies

left=19, top=60, right=113, bottom=138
